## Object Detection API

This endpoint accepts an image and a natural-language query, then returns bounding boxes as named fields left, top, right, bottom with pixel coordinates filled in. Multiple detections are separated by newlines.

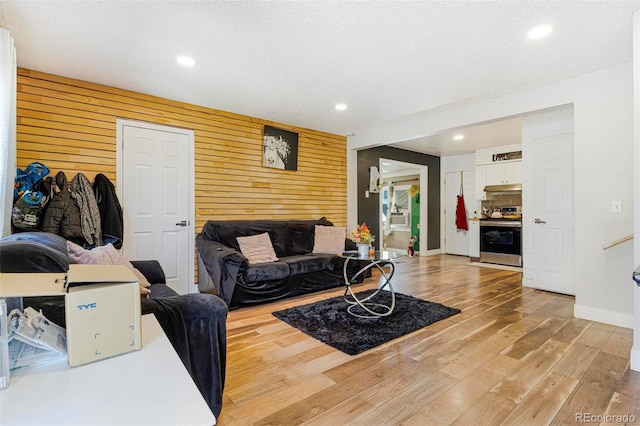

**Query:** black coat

left=42, top=171, right=85, bottom=246
left=93, top=173, right=123, bottom=249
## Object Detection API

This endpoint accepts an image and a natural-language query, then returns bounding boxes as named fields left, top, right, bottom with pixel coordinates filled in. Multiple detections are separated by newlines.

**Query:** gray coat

left=71, top=173, right=102, bottom=246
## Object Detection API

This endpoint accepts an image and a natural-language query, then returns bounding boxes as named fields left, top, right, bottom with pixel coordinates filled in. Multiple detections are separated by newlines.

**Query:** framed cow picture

left=263, top=125, right=298, bottom=171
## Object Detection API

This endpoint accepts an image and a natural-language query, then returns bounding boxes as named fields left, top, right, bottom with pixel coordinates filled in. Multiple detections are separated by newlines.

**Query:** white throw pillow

left=236, top=232, right=279, bottom=264
left=312, top=225, right=346, bottom=254
left=66, top=241, right=152, bottom=290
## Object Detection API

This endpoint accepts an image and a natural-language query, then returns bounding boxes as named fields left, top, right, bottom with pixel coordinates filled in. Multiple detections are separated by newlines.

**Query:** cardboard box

left=0, top=264, right=141, bottom=367
left=64, top=264, right=141, bottom=366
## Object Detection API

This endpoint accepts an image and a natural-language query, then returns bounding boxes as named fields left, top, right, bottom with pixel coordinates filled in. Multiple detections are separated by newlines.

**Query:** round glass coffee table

left=339, top=250, right=403, bottom=318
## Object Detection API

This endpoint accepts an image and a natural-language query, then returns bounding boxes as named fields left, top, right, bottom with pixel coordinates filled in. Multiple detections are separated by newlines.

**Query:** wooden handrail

left=602, top=234, right=633, bottom=250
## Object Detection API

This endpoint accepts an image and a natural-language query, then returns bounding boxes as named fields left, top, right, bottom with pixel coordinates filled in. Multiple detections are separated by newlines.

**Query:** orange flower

left=351, top=222, right=375, bottom=244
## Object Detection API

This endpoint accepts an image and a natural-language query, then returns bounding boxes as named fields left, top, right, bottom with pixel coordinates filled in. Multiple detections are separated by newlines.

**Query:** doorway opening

left=379, top=159, right=428, bottom=256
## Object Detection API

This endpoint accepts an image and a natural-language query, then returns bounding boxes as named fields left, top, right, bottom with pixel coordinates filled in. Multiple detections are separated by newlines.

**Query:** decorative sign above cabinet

left=492, top=151, right=522, bottom=162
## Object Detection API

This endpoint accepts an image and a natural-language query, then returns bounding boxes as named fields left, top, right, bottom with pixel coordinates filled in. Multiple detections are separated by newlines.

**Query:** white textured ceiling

left=1, top=1, right=638, bottom=156
left=392, top=116, right=524, bottom=157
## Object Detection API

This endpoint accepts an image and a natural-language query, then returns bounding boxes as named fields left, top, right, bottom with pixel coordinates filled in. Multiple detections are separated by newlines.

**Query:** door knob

left=175, top=220, right=189, bottom=227
left=534, top=218, right=546, bottom=224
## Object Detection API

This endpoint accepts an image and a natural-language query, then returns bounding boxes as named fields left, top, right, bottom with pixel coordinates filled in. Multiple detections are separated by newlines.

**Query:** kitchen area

left=466, top=144, right=523, bottom=268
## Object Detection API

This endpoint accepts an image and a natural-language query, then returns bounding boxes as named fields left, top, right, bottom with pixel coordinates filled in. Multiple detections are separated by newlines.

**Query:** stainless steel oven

left=479, top=220, right=522, bottom=267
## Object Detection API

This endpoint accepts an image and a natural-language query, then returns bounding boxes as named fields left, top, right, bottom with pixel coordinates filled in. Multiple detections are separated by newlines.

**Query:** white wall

left=572, top=66, right=634, bottom=326
left=348, top=63, right=635, bottom=326
left=631, top=9, right=639, bottom=371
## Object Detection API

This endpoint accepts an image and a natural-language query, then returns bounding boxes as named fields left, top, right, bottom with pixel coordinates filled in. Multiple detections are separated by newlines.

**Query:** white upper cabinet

left=485, top=161, right=522, bottom=185
left=485, top=163, right=505, bottom=185
left=505, top=161, right=522, bottom=183
left=475, top=164, right=487, bottom=199
left=475, top=144, right=522, bottom=200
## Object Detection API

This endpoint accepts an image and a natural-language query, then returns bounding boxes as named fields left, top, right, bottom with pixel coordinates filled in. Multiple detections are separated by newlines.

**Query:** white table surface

left=0, top=314, right=215, bottom=426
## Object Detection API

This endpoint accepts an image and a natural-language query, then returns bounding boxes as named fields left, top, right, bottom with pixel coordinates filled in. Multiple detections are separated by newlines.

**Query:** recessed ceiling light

left=453, top=134, right=464, bottom=141
left=176, top=55, right=197, bottom=67
left=528, top=25, right=553, bottom=40
left=346, top=131, right=355, bottom=137
left=335, top=103, right=348, bottom=111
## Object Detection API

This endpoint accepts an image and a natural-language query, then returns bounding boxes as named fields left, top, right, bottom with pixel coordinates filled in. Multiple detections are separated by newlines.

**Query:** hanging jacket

left=71, top=173, right=102, bottom=247
left=42, top=171, right=85, bottom=245
left=93, top=173, right=124, bottom=249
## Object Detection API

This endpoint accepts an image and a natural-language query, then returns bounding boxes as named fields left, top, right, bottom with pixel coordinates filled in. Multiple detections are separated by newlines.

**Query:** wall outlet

left=611, top=200, right=622, bottom=213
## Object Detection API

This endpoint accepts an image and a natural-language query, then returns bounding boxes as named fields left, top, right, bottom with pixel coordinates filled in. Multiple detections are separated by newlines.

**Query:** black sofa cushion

left=130, top=260, right=167, bottom=286
left=0, top=232, right=70, bottom=273
left=244, top=261, right=290, bottom=282
left=1, top=231, right=69, bottom=255
left=283, top=254, right=340, bottom=276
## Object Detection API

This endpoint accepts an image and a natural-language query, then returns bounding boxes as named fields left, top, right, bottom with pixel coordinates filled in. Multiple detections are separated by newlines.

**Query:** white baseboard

left=573, top=304, right=633, bottom=329
left=631, top=346, right=640, bottom=372
left=468, top=262, right=523, bottom=272
left=424, top=249, right=442, bottom=256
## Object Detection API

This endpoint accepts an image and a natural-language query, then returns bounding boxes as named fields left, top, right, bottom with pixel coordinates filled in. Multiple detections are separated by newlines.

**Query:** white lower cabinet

left=469, top=219, right=480, bottom=258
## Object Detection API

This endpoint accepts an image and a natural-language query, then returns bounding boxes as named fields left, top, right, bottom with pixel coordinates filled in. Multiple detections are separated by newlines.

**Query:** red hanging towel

left=456, top=193, right=468, bottom=231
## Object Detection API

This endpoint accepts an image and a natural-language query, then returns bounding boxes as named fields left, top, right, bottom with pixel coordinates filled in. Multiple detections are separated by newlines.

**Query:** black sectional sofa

left=196, top=217, right=368, bottom=308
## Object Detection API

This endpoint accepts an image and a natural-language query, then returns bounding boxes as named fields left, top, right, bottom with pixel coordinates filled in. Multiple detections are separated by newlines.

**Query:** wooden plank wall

left=16, top=68, right=348, bottom=232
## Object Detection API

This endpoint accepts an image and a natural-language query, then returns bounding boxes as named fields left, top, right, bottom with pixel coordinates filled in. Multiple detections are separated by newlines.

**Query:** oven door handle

left=534, top=218, right=546, bottom=224
left=480, top=221, right=522, bottom=228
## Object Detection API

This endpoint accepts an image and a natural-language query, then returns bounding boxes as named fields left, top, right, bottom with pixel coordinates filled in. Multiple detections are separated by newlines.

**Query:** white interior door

left=527, top=133, right=575, bottom=295
left=118, top=120, right=194, bottom=295
left=445, top=171, right=473, bottom=256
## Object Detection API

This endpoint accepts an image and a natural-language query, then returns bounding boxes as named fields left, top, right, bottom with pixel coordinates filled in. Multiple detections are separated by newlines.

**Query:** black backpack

left=12, top=177, right=53, bottom=231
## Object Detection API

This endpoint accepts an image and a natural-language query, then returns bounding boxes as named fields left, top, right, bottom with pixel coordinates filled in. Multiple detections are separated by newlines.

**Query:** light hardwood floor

left=217, top=254, right=640, bottom=426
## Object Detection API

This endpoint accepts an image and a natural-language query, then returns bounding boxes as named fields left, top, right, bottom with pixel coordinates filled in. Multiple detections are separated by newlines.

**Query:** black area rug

left=272, top=290, right=461, bottom=355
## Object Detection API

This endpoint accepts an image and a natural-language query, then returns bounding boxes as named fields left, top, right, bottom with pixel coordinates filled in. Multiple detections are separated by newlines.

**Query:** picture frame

left=263, top=125, right=298, bottom=171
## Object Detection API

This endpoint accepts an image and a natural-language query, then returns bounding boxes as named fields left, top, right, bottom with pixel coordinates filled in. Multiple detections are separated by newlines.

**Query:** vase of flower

left=352, top=223, right=375, bottom=258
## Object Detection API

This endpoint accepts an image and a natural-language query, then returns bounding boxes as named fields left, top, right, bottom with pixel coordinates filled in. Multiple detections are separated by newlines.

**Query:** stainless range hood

left=483, top=183, right=522, bottom=192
